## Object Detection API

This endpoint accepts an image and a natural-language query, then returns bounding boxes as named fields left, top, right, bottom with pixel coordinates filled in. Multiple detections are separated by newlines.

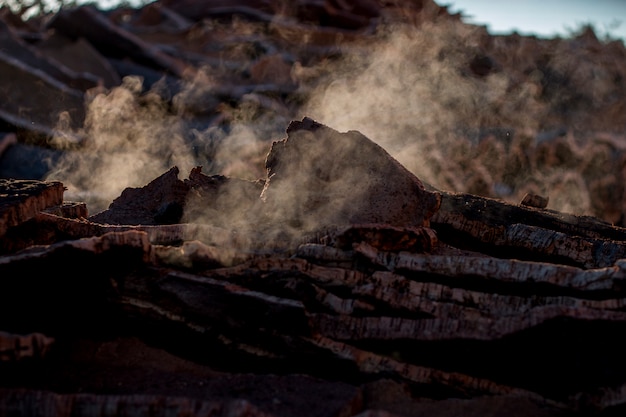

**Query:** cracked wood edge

left=353, top=242, right=626, bottom=292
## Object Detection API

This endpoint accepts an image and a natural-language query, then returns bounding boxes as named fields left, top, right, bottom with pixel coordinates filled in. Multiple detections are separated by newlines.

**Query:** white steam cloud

left=301, top=22, right=543, bottom=190
left=47, top=76, right=195, bottom=213
left=299, top=21, right=624, bottom=221
left=46, top=69, right=280, bottom=215
left=44, top=19, right=625, bottom=224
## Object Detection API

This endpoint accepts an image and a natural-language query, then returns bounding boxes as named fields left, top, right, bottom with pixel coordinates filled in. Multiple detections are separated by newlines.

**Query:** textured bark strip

left=0, top=230, right=151, bottom=266
left=34, top=212, right=251, bottom=248
left=0, top=389, right=273, bottom=417
left=119, top=269, right=308, bottom=339
left=502, top=224, right=626, bottom=269
left=351, top=270, right=626, bottom=317
left=310, top=306, right=626, bottom=341
left=202, top=256, right=370, bottom=288
left=296, top=243, right=355, bottom=265
left=432, top=192, right=626, bottom=268
left=0, top=179, right=64, bottom=237
left=262, top=117, right=441, bottom=229
left=354, top=243, right=626, bottom=292
left=200, top=253, right=626, bottom=320
left=433, top=192, right=626, bottom=241
left=306, top=335, right=558, bottom=405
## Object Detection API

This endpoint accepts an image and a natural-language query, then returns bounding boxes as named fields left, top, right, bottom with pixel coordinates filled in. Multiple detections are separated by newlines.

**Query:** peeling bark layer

left=432, top=191, right=626, bottom=268
left=3, top=123, right=626, bottom=416
left=2, top=0, right=626, bottom=414
left=2, top=217, right=626, bottom=413
left=0, top=178, right=64, bottom=237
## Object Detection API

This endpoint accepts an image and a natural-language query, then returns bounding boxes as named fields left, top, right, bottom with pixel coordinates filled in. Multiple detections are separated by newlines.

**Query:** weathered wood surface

left=434, top=191, right=626, bottom=241
left=3, top=122, right=626, bottom=416
left=2, top=224, right=626, bottom=413
left=0, top=0, right=625, bottom=414
left=0, top=149, right=626, bottom=415
left=432, top=191, right=626, bottom=268
left=354, top=243, right=626, bottom=292
left=0, top=178, right=64, bottom=237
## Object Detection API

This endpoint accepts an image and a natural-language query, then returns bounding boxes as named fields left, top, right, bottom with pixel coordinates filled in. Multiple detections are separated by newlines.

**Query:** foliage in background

left=0, top=0, right=151, bottom=19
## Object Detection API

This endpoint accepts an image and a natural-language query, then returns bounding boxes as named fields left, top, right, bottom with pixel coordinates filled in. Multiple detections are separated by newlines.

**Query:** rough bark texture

left=262, top=117, right=441, bottom=230
left=1, top=0, right=626, bottom=414
left=0, top=178, right=64, bottom=237
left=89, top=166, right=266, bottom=230
left=431, top=191, right=626, bottom=268
left=3, top=120, right=626, bottom=416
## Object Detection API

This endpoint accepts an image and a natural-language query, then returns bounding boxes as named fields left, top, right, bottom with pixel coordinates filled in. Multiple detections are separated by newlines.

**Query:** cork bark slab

left=0, top=178, right=64, bottom=237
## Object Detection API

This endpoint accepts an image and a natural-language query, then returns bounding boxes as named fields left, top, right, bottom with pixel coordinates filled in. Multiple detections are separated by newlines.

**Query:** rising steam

left=45, top=18, right=626, bottom=225
left=46, top=76, right=193, bottom=213
left=300, top=21, right=626, bottom=222
left=46, top=70, right=279, bottom=215
left=301, top=22, right=541, bottom=189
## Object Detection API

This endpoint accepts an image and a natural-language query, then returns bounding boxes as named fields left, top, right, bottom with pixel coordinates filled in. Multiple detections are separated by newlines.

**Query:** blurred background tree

left=0, top=0, right=152, bottom=20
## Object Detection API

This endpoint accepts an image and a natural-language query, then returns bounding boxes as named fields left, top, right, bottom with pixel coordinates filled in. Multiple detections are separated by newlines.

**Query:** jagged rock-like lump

left=261, top=117, right=441, bottom=230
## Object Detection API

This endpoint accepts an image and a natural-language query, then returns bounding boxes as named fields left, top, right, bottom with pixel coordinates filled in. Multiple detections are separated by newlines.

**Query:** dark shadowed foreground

left=2, top=119, right=626, bottom=417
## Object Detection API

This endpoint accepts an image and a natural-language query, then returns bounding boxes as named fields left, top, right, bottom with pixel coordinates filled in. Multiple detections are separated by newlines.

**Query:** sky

left=435, top=0, right=626, bottom=43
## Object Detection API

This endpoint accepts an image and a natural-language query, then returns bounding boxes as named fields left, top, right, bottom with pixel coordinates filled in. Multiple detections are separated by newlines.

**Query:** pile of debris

left=1, top=0, right=626, bottom=221
left=2, top=118, right=626, bottom=417
left=2, top=0, right=626, bottom=416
